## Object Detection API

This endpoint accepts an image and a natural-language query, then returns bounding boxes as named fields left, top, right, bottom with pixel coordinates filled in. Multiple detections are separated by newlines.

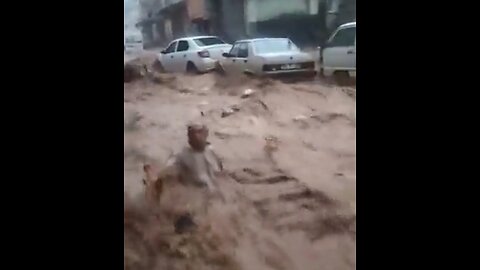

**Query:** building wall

left=186, top=0, right=207, bottom=20
left=125, top=0, right=141, bottom=31
left=245, top=0, right=322, bottom=47
left=324, top=0, right=355, bottom=32
left=161, top=3, right=189, bottom=40
left=245, top=0, right=319, bottom=23
left=139, top=0, right=163, bottom=19
left=253, top=0, right=308, bottom=21
left=138, top=0, right=354, bottom=47
left=218, top=0, right=247, bottom=42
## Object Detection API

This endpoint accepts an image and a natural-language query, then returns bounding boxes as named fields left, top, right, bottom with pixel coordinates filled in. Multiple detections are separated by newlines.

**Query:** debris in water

left=221, top=105, right=240, bottom=118
left=241, top=88, right=255, bottom=98
left=293, top=114, right=310, bottom=129
left=124, top=62, right=144, bottom=82
left=175, top=213, right=196, bottom=234
left=214, top=131, right=232, bottom=140
left=198, top=101, right=209, bottom=116
left=257, top=100, right=269, bottom=111
left=151, top=72, right=176, bottom=84
left=179, top=88, right=193, bottom=94
left=152, top=59, right=165, bottom=72
left=264, top=135, right=280, bottom=152
left=293, top=115, right=308, bottom=121
left=222, top=108, right=235, bottom=118
left=124, top=111, right=143, bottom=131
left=231, top=104, right=240, bottom=112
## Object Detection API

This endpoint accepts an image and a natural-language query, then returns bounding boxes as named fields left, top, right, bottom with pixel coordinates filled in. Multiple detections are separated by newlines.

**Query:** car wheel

left=186, top=62, right=198, bottom=74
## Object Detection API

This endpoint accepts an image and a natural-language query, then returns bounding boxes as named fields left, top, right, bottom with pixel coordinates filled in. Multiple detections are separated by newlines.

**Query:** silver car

left=221, top=38, right=316, bottom=77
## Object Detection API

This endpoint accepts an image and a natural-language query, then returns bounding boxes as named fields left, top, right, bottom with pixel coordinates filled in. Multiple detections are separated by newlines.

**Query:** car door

left=173, top=40, right=190, bottom=72
left=235, top=42, right=250, bottom=73
left=322, top=26, right=356, bottom=72
left=222, top=43, right=241, bottom=73
left=160, top=41, right=178, bottom=72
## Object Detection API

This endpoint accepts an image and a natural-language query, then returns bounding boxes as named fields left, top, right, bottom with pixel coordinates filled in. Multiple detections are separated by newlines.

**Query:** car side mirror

left=222, top=52, right=231, bottom=58
left=161, top=50, right=166, bottom=54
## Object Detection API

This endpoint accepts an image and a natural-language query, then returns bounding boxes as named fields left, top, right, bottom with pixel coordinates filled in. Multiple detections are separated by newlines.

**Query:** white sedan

left=320, top=22, right=356, bottom=78
left=157, top=36, right=232, bottom=73
left=220, top=38, right=316, bottom=77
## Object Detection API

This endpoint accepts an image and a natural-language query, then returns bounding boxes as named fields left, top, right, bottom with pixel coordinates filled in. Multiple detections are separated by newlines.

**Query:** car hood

left=257, top=51, right=313, bottom=64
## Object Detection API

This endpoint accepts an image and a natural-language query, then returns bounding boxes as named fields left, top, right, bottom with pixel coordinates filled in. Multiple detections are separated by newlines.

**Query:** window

left=176, top=40, right=189, bottom=52
left=329, top=27, right=355, bottom=47
left=253, top=39, right=299, bottom=54
left=237, top=43, right=249, bottom=58
left=229, top=43, right=241, bottom=57
left=165, top=41, right=177, bottom=54
left=193, top=37, right=226, bottom=47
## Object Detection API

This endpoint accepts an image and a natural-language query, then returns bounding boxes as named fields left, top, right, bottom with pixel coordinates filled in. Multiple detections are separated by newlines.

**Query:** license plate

left=280, top=64, right=301, bottom=70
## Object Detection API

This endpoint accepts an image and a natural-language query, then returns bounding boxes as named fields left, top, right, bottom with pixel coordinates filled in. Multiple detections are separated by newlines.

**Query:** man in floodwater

left=143, top=123, right=224, bottom=232
left=172, top=123, right=225, bottom=232
left=143, top=123, right=223, bottom=205
left=174, top=123, right=223, bottom=192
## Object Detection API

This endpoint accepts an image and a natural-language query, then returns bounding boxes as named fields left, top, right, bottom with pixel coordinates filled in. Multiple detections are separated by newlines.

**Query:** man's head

left=187, top=123, right=209, bottom=151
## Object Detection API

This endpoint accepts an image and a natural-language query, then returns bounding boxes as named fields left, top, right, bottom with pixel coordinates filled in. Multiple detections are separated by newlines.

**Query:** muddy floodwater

left=124, top=60, right=356, bottom=270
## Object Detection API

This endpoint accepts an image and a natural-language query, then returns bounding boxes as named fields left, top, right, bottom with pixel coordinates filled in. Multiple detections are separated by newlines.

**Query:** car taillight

left=197, top=50, right=210, bottom=58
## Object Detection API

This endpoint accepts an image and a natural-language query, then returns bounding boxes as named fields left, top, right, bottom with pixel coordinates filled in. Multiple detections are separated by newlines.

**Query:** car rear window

left=253, top=39, right=299, bottom=54
left=193, top=37, right=225, bottom=46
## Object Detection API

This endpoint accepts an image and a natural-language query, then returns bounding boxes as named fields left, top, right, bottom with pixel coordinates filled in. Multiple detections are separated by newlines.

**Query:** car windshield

left=253, top=39, right=299, bottom=54
left=193, top=37, right=225, bottom=46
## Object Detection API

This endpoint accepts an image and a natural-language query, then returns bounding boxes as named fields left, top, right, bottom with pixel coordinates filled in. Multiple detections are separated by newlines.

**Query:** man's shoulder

left=165, top=147, right=190, bottom=166
left=205, top=144, right=215, bottom=151
left=205, top=145, right=219, bottom=157
left=204, top=145, right=223, bottom=171
left=178, top=146, right=193, bottom=155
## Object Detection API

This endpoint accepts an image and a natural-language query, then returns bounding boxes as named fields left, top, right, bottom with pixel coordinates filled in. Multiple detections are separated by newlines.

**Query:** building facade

left=137, top=0, right=355, bottom=48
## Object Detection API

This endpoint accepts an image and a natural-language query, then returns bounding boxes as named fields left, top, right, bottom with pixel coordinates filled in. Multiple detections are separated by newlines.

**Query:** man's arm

left=206, top=145, right=223, bottom=172
left=171, top=153, right=187, bottom=183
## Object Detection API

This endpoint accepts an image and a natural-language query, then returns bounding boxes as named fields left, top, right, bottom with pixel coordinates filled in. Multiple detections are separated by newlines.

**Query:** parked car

left=220, top=38, right=316, bottom=78
left=319, top=22, right=356, bottom=79
left=157, top=36, right=232, bottom=73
